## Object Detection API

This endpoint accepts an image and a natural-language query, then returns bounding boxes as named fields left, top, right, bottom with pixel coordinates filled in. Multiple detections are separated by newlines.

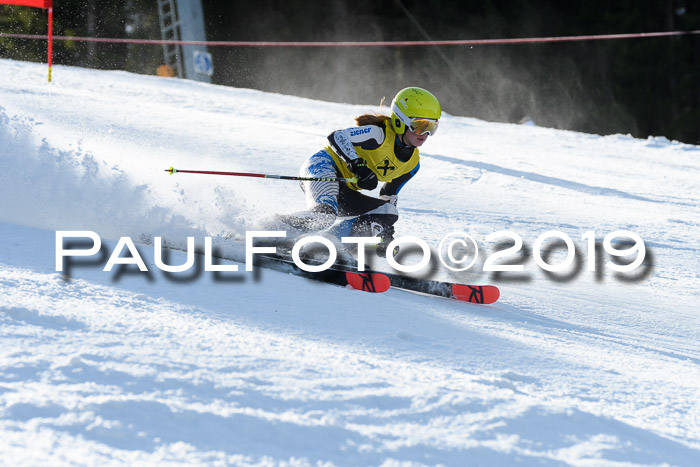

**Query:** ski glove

left=347, top=158, right=378, bottom=190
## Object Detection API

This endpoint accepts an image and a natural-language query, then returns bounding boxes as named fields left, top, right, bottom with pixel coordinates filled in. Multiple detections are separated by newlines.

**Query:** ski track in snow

left=1, top=59, right=699, bottom=466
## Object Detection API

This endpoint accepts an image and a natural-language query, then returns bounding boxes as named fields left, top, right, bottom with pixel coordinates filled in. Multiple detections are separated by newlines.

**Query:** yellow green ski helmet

left=390, top=87, right=441, bottom=136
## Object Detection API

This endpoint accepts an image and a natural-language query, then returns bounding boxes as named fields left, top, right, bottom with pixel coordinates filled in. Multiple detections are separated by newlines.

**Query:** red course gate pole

left=0, top=0, right=53, bottom=81
left=47, top=2, right=52, bottom=82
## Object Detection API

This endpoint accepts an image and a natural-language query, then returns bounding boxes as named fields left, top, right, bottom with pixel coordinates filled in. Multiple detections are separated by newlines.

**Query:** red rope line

left=1, top=30, right=699, bottom=47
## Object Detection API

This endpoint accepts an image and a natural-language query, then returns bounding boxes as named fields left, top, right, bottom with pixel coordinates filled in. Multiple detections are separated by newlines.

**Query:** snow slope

left=1, top=59, right=699, bottom=466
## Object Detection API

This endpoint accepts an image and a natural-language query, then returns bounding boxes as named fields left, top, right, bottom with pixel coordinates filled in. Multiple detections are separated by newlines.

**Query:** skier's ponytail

left=355, top=113, right=391, bottom=127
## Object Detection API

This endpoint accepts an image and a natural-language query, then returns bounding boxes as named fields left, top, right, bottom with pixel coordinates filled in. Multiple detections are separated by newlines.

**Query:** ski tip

left=451, top=284, right=500, bottom=304
left=345, top=271, right=391, bottom=293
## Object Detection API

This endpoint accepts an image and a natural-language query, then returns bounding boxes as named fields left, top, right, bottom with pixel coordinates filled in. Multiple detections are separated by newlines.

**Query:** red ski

left=344, top=271, right=391, bottom=293
left=255, top=250, right=497, bottom=302
left=383, top=273, right=500, bottom=304
left=450, top=284, right=500, bottom=304
left=256, top=254, right=390, bottom=293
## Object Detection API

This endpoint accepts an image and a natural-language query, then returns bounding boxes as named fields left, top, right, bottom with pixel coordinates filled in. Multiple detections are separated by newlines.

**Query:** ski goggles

left=408, top=117, right=439, bottom=136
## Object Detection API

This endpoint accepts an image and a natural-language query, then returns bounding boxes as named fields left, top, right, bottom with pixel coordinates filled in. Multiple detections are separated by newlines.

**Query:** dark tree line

left=1, top=0, right=698, bottom=144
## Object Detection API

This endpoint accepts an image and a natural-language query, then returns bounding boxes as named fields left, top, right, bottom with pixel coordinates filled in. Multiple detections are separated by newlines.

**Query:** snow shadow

left=425, top=153, right=661, bottom=204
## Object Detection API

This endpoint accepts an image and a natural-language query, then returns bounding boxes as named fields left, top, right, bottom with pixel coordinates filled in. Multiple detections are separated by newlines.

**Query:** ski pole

left=166, top=167, right=357, bottom=183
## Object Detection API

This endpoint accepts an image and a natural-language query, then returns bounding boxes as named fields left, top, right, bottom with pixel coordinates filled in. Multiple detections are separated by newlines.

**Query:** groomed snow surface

left=1, top=59, right=699, bottom=466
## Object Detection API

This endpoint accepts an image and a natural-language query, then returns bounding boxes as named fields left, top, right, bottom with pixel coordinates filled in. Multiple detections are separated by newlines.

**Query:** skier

left=278, top=86, right=441, bottom=257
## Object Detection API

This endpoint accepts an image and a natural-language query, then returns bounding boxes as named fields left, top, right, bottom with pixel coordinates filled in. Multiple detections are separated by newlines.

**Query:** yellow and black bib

left=325, top=124, right=419, bottom=191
